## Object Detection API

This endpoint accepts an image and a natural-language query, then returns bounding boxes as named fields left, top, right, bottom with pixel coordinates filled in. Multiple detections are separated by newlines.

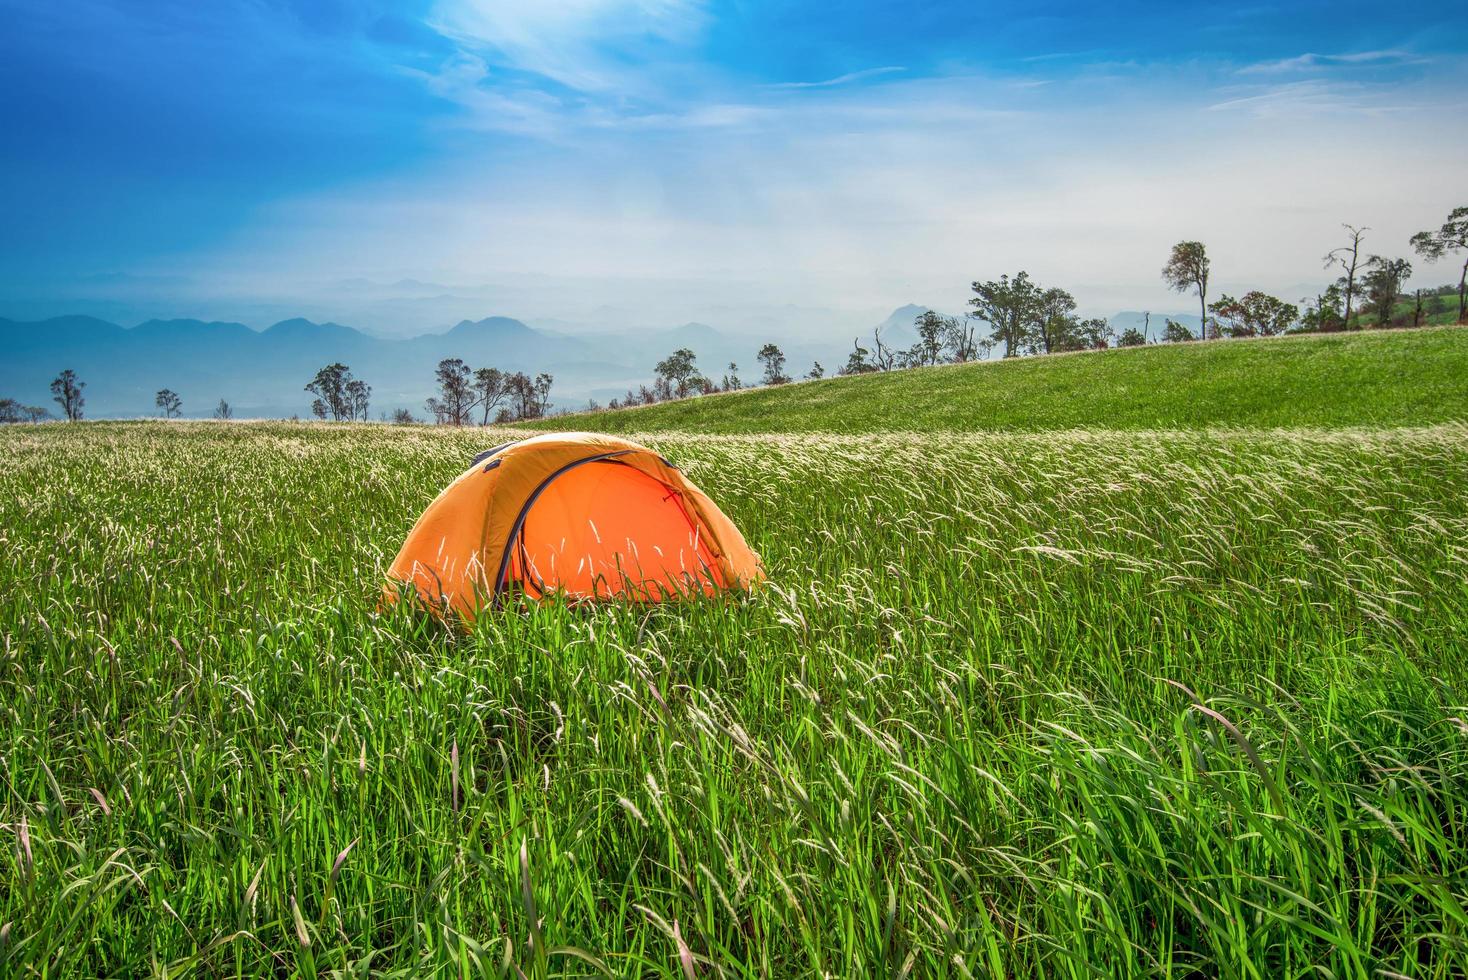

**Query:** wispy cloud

left=427, top=0, right=708, bottom=93
left=1207, top=79, right=1424, bottom=117
left=1237, top=49, right=1428, bottom=74
left=767, top=66, right=905, bottom=89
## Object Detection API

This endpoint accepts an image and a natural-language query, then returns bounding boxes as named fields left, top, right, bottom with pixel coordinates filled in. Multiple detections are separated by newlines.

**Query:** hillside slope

left=520, top=326, right=1468, bottom=433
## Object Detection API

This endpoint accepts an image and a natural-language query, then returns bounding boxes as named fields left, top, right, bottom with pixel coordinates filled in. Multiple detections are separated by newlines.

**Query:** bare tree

left=1324, top=224, right=1368, bottom=329
left=155, top=388, right=182, bottom=418
left=50, top=369, right=85, bottom=421
left=390, top=408, right=417, bottom=425
left=1411, top=206, right=1468, bottom=323
left=943, top=316, right=983, bottom=362
left=214, top=399, right=233, bottom=420
left=870, top=327, right=897, bottom=371
left=1162, top=242, right=1211, bottom=340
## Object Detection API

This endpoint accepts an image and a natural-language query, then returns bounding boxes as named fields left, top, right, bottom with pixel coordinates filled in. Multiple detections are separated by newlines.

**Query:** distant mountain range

left=0, top=306, right=1200, bottom=418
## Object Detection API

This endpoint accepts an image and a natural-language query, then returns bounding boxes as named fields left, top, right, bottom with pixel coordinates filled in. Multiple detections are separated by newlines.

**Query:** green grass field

left=519, top=325, right=1468, bottom=435
left=3, top=413, right=1468, bottom=977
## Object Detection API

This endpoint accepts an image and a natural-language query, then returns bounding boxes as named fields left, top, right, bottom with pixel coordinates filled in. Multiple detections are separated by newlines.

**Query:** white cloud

left=1237, top=49, right=1428, bottom=74
left=427, top=0, right=708, bottom=93
left=767, top=66, right=906, bottom=89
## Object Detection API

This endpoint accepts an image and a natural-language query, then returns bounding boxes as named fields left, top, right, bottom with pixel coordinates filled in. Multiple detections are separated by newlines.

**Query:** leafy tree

left=50, top=369, right=84, bottom=421
left=1324, top=224, right=1368, bottom=328
left=1161, top=242, right=1210, bottom=340
left=655, top=348, right=704, bottom=399
left=970, top=272, right=1040, bottom=357
left=305, top=363, right=356, bottom=421
left=1161, top=319, right=1195, bottom=343
left=1362, top=256, right=1412, bottom=326
left=0, top=398, right=44, bottom=423
left=807, top=361, right=824, bottom=379
left=155, top=389, right=182, bottom=418
left=432, top=358, right=474, bottom=425
left=1297, top=284, right=1346, bottom=333
left=1031, top=287, right=1078, bottom=354
left=1073, top=317, right=1114, bottom=350
left=214, top=399, right=233, bottom=420
left=472, top=367, right=507, bottom=425
left=721, top=362, right=742, bottom=391
left=1410, top=206, right=1468, bottom=323
left=757, top=344, right=790, bottom=385
left=1116, top=327, right=1147, bottom=347
left=842, top=340, right=876, bottom=375
left=390, top=408, right=417, bottom=425
left=1208, top=291, right=1298, bottom=337
left=912, top=311, right=947, bottom=366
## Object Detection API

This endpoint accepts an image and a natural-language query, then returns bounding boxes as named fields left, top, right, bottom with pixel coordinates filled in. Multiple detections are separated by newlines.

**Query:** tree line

left=4, top=205, right=1463, bottom=423
left=581, top=203, right=1467, bottom=413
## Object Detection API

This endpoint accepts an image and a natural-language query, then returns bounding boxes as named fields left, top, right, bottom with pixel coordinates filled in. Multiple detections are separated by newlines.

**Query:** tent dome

left=386, top=432, right=762, bottom=614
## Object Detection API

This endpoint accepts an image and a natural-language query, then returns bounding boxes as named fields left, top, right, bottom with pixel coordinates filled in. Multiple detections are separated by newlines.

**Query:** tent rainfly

left=386, top=433, right=763, bottom=614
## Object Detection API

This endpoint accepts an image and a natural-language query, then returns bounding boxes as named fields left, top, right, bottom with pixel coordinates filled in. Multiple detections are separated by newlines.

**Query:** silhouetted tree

left=1411, top=206, right=1468, bottom=323
left=1324, top=224, right=1368, bottom=329
left=533, top=373, right=554, bottom=417
left=472, top=367, right=507, bottom=425
left=391, top=408, right=417, bottom=425
left=757, top=344, right=790, bottom=385
left=1162, top=242, right=1211, bottom=339
left=345, top=379, right=371, bottom=421
left=0, top=398, right=41, bottom=423
left=432, top=358, right=474, bottom=425
left=214, top=399, right=233, bottom=420
left=305, top=363, right=356, bottom=421
left=155, top=389, right=182, bottom=418
left=807, top=361, right=825, bottom=380
left=50, top=369, right=84, bottom=421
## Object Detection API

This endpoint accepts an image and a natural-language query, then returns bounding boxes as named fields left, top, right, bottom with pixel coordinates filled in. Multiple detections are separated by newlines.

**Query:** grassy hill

left=520, top=325, right=1468, bottom=434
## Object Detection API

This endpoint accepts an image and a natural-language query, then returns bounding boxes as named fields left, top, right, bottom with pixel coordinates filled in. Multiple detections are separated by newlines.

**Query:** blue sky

left=2, top=0, right=1465, bottom=334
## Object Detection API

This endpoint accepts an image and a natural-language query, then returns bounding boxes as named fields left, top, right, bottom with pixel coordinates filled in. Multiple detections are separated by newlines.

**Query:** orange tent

left=386, top=433, right=762, bottom=615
